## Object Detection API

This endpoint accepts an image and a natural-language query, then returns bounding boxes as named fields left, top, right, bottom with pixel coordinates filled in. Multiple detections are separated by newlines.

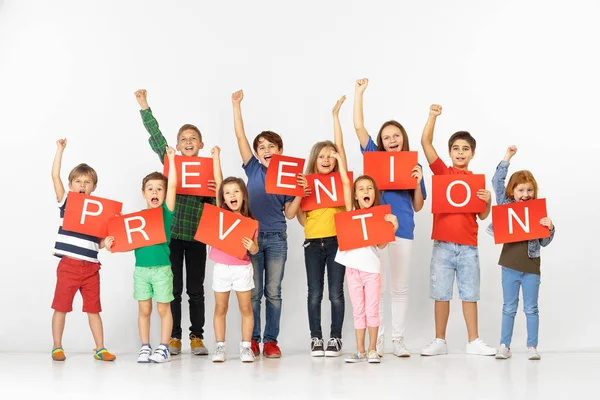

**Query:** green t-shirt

left=134, top=202, right=175, bottom=267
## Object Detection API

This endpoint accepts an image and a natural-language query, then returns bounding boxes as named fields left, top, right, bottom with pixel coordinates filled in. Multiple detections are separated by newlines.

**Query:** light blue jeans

left=500, top=266, right=540, bottom=348
left=250, top=231, right=288, bottom=344
left=429, top=240, right=480, bottom=302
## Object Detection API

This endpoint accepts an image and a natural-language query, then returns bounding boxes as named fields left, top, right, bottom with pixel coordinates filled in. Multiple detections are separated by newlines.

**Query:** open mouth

left=363, top=196, right=371, bottom=203
left=264, top=155, right=272, bottom=162
left=79, top=190, right=86, bottom=193
left=184, top=145, right=194, bottom=151
left=229, top=199, right=239, bottom=208
left=151, top=197, right=159, bottom=206
left=389, top=144, right=399, bottom=150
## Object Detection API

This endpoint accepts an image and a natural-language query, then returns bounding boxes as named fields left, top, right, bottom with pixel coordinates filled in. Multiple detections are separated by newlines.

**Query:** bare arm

left=296, top=208, right=307, bottom=227
left=477, top=189, right=492, bottom=220
left=52, top=139, right=67, bottom=202
left=332, top=95, right=348, bottom=166
left=411, top=165, right=425, bottom=211
left=353, top=78, right=370, bottom=150
left=211, top=146, right=223, bottom=207
left=332, top=151, right=352, bottom=211
left=378, top=214, right=399, bottom=249
left=232, top=90, right=253, bottom=165
left=165, top=146, right=177, bottom=212
left=421, top=104, right=443, bottom=165
left=285, top=173, right=310, bottom=219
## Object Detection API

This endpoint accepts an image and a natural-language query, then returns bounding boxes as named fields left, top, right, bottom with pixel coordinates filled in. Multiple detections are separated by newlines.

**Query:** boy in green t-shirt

left=106, top=146, right=177, bottom=363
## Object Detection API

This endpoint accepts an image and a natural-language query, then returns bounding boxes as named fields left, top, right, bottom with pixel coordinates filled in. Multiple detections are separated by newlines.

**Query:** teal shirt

left=134, top=203, right=175, bottom=267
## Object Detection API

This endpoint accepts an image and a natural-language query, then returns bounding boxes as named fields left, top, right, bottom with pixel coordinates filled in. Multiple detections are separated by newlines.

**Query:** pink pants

left=346, top=267, right=381, bottom=329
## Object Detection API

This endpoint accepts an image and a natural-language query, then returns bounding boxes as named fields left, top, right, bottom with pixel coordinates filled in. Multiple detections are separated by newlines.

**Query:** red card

left=265, top=154, right=305, bottom=197
left=63, top=192, right=123, bottom=238
left=491, top=199, right=550, bottom=244
left=432, top=175, right=486, bottom=214
left=163, top=155, right=215, bottom=197
left=334, top=205, right=395, bottom=251
left=107, top=207, right=167, bottom=252
left=194, top=203, right=259, bottom=259
left=301, top=172, right=354, bottom=211
left=363, top=151, right=418, bottom=190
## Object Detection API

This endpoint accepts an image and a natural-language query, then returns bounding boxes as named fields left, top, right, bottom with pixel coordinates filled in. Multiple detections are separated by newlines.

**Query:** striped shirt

left=53, top=193, right=100, bottom=263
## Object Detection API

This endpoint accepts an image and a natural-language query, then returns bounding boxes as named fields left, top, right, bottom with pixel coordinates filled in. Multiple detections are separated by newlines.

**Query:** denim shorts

left=429, top=240, right=480, bottom=302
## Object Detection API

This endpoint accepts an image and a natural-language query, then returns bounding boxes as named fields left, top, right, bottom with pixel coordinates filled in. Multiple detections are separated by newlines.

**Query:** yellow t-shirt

left=304, top=207, right=346, bottom=239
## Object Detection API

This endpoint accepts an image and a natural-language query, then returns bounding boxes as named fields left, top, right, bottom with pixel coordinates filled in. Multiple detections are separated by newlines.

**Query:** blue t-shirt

left=362, top=136, right=427, bottom=240
left=243, top=156, right=294, bottom=232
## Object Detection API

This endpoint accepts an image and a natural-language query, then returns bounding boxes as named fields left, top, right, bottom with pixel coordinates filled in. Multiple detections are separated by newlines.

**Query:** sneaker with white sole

left=310, top=337, right=325, bottom=357
left=137, top=345, right=152, bottom=363
left=466, top=338, right=496, bottom=356
left=149, top=345, right=171, bottom=363
left=367, top=349, right=381, bottom=363
left=325, top=338, right=342, bottom=357
left=393, top=338, right=411, bottom=357
left=421, top=338, right=448, bottom=356
left=376, top=335, right=385, bottom=357
left=240, top=343, right=255, bottom=363
left=212, top=342, right=226, bottom=363
left=528, top=347, right=541, bottom=360
left=495, top=344, right=512, bottom=359
left=344, top=351, right=367, bottom=363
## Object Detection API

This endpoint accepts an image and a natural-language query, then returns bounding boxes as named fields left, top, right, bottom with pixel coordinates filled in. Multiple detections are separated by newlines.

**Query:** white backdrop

left=0, top=0, right=598, bottom=354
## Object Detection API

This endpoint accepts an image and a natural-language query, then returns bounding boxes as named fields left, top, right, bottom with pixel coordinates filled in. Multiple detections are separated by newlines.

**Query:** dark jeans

left=250, top=231, right=288, bottom=344
left=304, top=236, right=345, bottom=339
left=169, top=239, right=207, bottom=339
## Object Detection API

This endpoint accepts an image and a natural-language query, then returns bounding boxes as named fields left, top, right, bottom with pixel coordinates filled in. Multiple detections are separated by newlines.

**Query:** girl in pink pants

left=333, top=167, right=398, bottom=364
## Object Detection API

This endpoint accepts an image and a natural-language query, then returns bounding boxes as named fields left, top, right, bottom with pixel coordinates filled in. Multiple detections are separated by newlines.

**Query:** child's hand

left=330, top=150, right=342, bottom=161
left=104, top=236, right=115, bottom=252
left=297, top=173, right=312, bottom=196
left=384, top=214, right=399, bottom=231
left=505, top=145, right=517, bottom=161
left=355, top=78, right=369, bottom=94
left=477, top=189, right=492, bottom=204
left=207, top=180, right=217, bottom=192
left=332, top=95, right=346, bottom=116
left=211, top=146, right=221, bottom=159
left=411, top=165, right=423, bottom=184
left=56, top=138, right=67, bottom=151
left=166, top=146, right=176, bottom=160
left=242, top=237, right=257, bottom=253
left=232, top=90, right=244, bottom=105
left=540, top=217, right=553, bottom=230
left=429, top=104, right=442, bottom=117
left=134, top=89, right=149, bottom=109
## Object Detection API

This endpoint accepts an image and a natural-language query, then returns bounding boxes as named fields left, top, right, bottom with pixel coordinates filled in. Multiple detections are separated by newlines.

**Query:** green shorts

left=133, top=265, right=174, bottom=303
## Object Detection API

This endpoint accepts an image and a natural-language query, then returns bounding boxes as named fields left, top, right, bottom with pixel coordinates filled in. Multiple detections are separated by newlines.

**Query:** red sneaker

left=250, top=339, right=260, bottom=357
left=263, top=342, right=281, bottom=358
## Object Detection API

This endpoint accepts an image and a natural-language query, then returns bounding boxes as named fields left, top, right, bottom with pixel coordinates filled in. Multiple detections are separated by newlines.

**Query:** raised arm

left=332, top=151, right=352, bottom=211
left=52, top=139, right=67, bottom=202
left=165, top=146, right=177, bottom=212
left=135, top=89, right=168, bottom=163
left=353, top=78, right=371, bottom=150
left=332, top=95, right=348, bottom=166
left=492, top=146, right=517, bottom=205
left=421, top=104, right=442, bottom=165
left=211, top=146, right=223, bottom=207
left=232, top=90, right=253, bottom=165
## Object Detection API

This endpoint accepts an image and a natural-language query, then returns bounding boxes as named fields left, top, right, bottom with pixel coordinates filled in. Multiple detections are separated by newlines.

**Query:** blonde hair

left=68, top=164, right=98, bottom=185
left=506, top=170, right=538, bottom=200
left=305, top=141, right=339, bottom=175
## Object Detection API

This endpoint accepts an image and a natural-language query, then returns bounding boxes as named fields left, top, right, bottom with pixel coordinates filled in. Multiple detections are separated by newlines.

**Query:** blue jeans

left=500, top=266, right=540, bottom=348
left=303, top=236, right=345, bottom=339
left=250, top=231, right=288, bottom=343
left=429, top=241, right=480, bottom=302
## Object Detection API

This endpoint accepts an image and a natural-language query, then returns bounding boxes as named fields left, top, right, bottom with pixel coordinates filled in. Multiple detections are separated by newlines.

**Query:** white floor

left=2, top=350, right=597, bottom=399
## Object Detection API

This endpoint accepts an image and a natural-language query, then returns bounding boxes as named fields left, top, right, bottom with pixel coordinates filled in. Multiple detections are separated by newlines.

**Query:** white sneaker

left=421, top=338, right=447, bottom=356
left=212, top=342, right=226, bottom=363
left=137, top=345, right=152, bottom=363
left=376, top=335, right=385, bottom=357
left=240, top=343, right=255, bottom=363
left=392, top=338, right=411, bottom=357
left=495, top=344, right=512, bottom=359
left=149, top=345, right=171, bottom=363
left=466, top=338, right=496, bottom=356
left=528, top=347, right=541, bottom=360
left=367, top=349, right=381, bottom=363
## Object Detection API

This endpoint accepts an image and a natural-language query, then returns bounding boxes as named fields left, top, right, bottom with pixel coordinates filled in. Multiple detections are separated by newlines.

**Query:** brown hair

left=505, top=170, right=538, bottom=200
left=376, top=120, right=410, bottom=152
left=219, top=177, right=253, bottom=218
left=352, top=175, right=381, bottom=210
left=141, top=171, right=168, bottom=191
left=252, top=131, right=283, bottom=153
left=305, top=141, right=340, bottom=175
left=448, top=131, right=476, bottom=152
left=68, top=163, right=98, bottom=185
left=177, top=124, right=202, bottom=142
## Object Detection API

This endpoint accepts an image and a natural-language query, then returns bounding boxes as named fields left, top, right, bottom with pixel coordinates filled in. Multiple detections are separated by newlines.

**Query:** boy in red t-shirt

left=419, top=104, right=496, bottom=356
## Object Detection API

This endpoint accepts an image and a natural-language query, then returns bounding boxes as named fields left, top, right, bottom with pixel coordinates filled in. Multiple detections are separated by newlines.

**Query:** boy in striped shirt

left=50, top=138, right=115, bottom=362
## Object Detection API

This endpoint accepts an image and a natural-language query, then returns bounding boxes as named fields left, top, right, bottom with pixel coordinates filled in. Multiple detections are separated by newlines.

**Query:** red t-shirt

left=430, top=158, right=479, bottom=246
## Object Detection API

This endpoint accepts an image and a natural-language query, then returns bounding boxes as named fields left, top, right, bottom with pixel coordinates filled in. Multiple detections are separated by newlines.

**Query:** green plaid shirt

left=140, top=108, right=215, bottom=242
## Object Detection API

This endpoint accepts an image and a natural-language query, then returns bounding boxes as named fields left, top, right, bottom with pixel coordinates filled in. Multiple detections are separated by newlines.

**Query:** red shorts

left=51, top=257, right=102, bottom=313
